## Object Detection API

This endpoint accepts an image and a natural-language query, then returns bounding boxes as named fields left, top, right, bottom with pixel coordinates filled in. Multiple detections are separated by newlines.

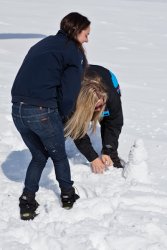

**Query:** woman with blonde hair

left=64, top=79, right=108, bottom=140
left=65, top=64, right=124, bottom=173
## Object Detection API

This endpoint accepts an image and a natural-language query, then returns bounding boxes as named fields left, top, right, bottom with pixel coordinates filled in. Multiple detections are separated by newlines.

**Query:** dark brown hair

left=61, top=12, right=90, bottom=70
left=60, top=12, right=91, bottom=44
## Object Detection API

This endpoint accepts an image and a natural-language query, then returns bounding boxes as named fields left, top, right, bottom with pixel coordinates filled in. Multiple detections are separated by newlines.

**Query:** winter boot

left=19, top=192, right=39, bottom=220
left=61, top=187, right=80, bottom=209
left=113, top=157, right=124, bottom=168
left=110, top=151, right=124, bottom=168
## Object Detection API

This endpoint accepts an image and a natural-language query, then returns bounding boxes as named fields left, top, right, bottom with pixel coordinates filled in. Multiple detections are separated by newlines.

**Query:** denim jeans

left=12, top=102, right=73, bottom=194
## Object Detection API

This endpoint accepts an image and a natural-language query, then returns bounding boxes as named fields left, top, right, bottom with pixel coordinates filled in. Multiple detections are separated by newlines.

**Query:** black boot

left=61, top=187, right=80, bottom=209
left=19, top=192, right=39, bottom=220
left=110, top=151, right=124, bottom=168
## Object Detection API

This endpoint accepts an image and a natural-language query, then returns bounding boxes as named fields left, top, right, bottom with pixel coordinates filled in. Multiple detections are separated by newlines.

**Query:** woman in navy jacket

left=11, top=12, right=90, bottom=220
left=65, top=65, right=124, bottom=174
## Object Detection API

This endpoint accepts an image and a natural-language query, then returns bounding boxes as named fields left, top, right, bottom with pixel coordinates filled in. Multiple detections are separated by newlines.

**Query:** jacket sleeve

left=100, top=93, right=123, bottom=155
left=58, top=44, right=84, bottom=117
left=74, top=134, right=99, bottom=162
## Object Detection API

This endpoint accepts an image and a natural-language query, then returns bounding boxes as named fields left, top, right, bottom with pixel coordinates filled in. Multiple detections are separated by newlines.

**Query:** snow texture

left=0, top=0, right=167, bottom=249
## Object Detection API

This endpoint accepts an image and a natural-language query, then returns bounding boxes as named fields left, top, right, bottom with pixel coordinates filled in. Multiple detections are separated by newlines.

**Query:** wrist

left=86, top=153, right=99, bottom=163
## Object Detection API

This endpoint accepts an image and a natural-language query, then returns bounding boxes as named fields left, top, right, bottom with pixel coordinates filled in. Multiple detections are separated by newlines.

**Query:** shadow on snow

left=1, top=129, right=102, bottom=194
left=0, top=33, right=46, bottom=39
left=1, top=149, right=60, bottom=195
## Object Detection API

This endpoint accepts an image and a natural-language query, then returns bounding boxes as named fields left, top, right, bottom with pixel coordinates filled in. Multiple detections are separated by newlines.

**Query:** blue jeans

left=12, top=102, right=73, bottom=194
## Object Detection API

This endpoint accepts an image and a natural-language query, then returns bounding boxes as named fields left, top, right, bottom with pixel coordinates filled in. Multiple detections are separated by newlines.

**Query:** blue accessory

left=101, top=110, right=110, bottom=117
left=109, top=71, right=119, bottom=88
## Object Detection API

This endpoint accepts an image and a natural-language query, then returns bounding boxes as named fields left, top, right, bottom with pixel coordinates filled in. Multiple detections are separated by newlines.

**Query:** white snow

left=0, top=0, right=167, bottom=249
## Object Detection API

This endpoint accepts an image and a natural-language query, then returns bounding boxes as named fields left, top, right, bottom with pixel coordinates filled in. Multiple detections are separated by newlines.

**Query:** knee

left=48, top=144, right=67, bottom=161
left=32, top=153, right=48, bottom=165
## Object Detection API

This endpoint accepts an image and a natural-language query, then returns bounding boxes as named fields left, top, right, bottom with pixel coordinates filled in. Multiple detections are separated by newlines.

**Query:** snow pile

left=123, top=139, right=149, bottom=183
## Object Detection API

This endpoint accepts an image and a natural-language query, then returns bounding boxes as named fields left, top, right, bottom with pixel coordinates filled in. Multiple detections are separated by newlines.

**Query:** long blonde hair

left=64, top=74, right=108, bottom=140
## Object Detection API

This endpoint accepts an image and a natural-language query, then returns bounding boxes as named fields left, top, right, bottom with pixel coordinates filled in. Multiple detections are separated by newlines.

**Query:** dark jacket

left=74, top=65, right=124, bottom=162
left=11, top=30, right=85, bottom=117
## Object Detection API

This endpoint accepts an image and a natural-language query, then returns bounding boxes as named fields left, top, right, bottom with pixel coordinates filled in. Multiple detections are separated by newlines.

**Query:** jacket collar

left=57, top=29, right=67, bottom=37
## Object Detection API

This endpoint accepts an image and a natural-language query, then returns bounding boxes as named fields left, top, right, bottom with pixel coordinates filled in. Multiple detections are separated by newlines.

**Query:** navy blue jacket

left=74, top=65, right=124, bottom=162
left=11, top=30, right=85, bottom=116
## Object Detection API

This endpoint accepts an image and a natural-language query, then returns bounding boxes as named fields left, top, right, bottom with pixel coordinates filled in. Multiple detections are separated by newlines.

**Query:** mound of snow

left=123, top=139, right=150, bottom=183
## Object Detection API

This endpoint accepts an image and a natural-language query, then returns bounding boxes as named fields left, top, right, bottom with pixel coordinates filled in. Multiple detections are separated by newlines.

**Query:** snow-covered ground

left=0, top=0, right=167, bottom=249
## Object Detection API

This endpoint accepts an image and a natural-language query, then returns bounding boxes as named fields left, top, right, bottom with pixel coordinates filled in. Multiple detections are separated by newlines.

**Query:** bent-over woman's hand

left=101, top=154, right=113, bottom=167
left=91, top=157, right=105, bottom=174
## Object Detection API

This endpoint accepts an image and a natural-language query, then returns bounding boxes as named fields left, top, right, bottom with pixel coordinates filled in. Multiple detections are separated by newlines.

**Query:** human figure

left=64, top=64, right=124, bottom=174
left=11, top=12, right=91, bottom=220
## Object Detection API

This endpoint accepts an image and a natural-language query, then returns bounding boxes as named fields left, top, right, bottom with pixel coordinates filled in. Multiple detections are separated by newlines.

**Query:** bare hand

left=101, top=154, right=113, bottom=167
left=91, top=157, right=105, bottom=174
